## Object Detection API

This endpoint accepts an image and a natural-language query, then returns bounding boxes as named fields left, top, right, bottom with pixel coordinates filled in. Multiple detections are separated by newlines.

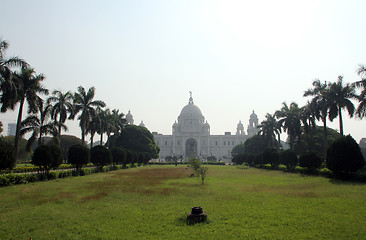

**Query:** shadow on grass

left=175, top=215, right=211, bottom=226
left=328, top=177, right=366, bottom=185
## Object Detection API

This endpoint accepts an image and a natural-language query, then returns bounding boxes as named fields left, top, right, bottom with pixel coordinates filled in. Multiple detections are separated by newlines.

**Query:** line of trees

left=256, top=67, right=366, bottom=156
left=233, top=66, right=366, bottom=178
left=0, top=39, right=139, bottom=167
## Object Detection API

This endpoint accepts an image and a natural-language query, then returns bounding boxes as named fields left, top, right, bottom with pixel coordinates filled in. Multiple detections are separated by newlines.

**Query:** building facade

left=7, top=123, right=16, bottom=136
left=153, top=94, right=259, bottom=160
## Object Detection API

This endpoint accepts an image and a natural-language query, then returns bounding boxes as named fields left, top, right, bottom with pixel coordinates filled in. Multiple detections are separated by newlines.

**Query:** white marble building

left=152, top=93, right=259, bottom=160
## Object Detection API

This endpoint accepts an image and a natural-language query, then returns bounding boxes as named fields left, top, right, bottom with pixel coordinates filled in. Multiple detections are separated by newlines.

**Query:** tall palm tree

left=13, top=67, right=49, bottom=163
left=111, top=108, right=127, bottom=134
left=20, top=101, right=57, bottom=151
left=87, top=107, right=102, bottom=148
left=0, top=39, right=28, bottom=112
left=73, top=86, right=105, bottom=144
left=327, top=76, right=356, bottom=136
left=304, top=79, right=331, bottom=153
left=47, top=90, right=74, bottom=137
left=97, top=108, right=107, bottom=145
left=258, top=113, right=281, bottom=148
left=354, top=64, right=366, bottom=118
left=275, top=102, right=302, bottom=151
left=300, top=101, right=319, bottom=151
left=104, top=109, right=116, bottom=147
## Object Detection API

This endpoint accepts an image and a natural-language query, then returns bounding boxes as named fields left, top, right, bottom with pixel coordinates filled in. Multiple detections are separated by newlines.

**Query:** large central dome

left=174, top=93, right=209, bottom=135
left=178, top=94, right=204, bottom=120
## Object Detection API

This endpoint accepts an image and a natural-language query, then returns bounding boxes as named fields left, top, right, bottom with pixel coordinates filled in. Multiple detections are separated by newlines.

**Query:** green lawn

left=0, top=165, right=365, bottom=239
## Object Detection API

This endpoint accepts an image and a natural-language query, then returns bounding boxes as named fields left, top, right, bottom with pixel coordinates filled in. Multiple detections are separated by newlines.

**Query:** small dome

left=250, top=111, right=257, bottom=119
left=139, top=121, right=145, bottom=127
left=237, top=120, right=243, bottom=127
left=204, top=121, right=210, bottom=127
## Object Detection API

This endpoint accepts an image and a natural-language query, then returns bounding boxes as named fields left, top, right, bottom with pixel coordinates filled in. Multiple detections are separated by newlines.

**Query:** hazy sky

left=1, top=0, right=366, bottom=142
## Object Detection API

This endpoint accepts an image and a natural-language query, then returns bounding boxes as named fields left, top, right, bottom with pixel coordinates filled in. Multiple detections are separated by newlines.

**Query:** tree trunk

left=38, top=129, right=43, bottom=146
left=297, top=133, right=302, bottom=153
left=58, top=115, right=62, bottom=138
left=338, top=108, right=343, bottom=136
left=277, top=134, right=281, bottom=149
left=14, top=99, right=25, bottom=167
left=107, top=132, right=111, bottom=148
left=90, top=132, right=94, bottom=148
left=289, top=134, right=293, bottom=150
left=308, top=119, right=314, bottom=151
left=322, top=115, right=328, bottom=157
left=81, top=127, right=85, bottom=145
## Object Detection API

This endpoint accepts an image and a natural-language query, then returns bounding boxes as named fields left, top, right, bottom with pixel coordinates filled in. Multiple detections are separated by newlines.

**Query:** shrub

left=32, top=145, right=62, bottom=173
left=232, top=153, right=246, bottom=165
left=188, top=158, right=202, bottom=174
left=207, top=155, right=217, bottom=161
left=67, top=144, right=90, bottom=171
left=126, top=150, right=135, bottom=165
left=280, top=149, right=298, bottom=170
left=326, top=135, right=365, bottom=176
left=263, top=148, right=280, bottom=168
left=47, top=135, right=82, bottom=160
left=254, top=153, right=264, bottom=167
left=90, top=145, right=112, bottom=168
left=299, top=151, right=322, bottom=171
left=0, top=137, right=16, bottom=169
left=199, top=166, right=208, bottom=184
left=246, top=154, right=256, bottom=167
left=48, top=145, right=63, bottom=168
left=111, top=147, right=126, bottom=166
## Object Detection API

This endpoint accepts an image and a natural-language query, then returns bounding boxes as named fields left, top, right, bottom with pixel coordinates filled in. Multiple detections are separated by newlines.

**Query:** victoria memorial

left=136, top=93, right=260, bottom=160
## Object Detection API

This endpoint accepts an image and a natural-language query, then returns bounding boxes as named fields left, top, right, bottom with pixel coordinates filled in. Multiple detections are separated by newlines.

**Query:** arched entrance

left=185, top=138, right=198, bottom=158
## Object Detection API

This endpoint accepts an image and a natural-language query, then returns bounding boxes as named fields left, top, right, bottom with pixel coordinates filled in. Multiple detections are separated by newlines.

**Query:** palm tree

left=304, top=79, right=332, bottom=153
left=111, top=109, right=127, bottom=134
left=97, top=108, right=107, bottom=145
left=258, top=113, right=281, bottom=148
left=354, top=64, right=366, bottom=118
left=275, top=102, right=302, bottom=151
left=104, top=109, right=117, bottom=147
left=73, top=86, right=105, bottom=144
left=87, top=107, right=102, bottom=148
left=47, top=90, right=74, bottom=137
left=327, top=76, right=356, bottom=136
left=20, top=101, right=57, bottom=151
left=0, top=39, right=28, bottom=112
left=13, top=67, right=49, bottom=163
left=300, top=101, right=319, bottom=151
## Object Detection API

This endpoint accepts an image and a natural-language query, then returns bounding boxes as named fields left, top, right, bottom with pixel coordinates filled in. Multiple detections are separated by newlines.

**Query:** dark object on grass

left=187, top=207, right=207, bottom=224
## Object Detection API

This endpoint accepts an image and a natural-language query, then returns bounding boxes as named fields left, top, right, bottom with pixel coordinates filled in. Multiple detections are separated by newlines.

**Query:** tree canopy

left=109, top=125, right=159, bottom=160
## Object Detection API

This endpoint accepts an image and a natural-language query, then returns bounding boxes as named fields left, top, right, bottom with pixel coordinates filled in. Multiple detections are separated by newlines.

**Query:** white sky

left=1, top=0, right=366, bottom=142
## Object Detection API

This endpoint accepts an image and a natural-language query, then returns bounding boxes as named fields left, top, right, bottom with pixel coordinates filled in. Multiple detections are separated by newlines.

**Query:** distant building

left=152, top=93, right=259, bottom=159
left=7, top=123, right=16, bottom=136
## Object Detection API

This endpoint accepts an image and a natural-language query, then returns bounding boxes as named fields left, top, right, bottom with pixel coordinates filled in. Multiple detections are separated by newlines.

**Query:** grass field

left=1, top=165, right=365, bottom=239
